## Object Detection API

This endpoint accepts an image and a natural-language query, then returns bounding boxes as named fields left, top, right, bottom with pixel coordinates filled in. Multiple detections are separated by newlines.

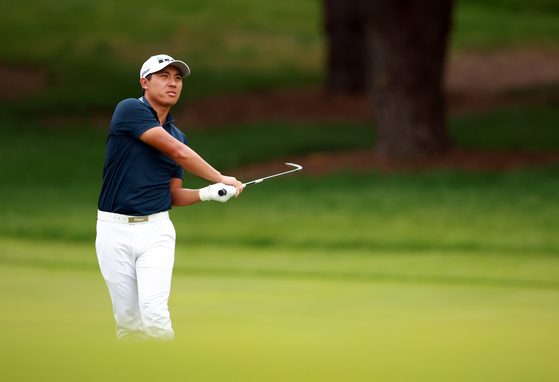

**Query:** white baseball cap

left=140, top=54, right=190, bottom=79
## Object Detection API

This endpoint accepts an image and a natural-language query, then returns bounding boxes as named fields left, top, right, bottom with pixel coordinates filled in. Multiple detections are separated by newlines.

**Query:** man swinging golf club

left=96, top=54, right=243, bottom=341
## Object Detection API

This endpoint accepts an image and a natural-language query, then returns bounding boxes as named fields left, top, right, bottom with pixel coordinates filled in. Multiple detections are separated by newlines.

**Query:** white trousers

left=95, top=211, right=176, bottom=341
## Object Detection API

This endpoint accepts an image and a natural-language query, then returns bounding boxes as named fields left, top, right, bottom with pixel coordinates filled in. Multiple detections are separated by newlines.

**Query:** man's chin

left=164, top=97, right=180, bottom=107
left=145, top=93, right=180, bottom=108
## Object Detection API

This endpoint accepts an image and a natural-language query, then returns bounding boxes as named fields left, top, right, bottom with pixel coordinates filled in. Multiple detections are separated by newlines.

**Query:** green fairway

left=2, top=260, right=559, bottom=382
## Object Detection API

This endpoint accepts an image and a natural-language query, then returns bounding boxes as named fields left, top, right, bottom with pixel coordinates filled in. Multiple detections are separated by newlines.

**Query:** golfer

left=96, top=54, right=243, bottom=341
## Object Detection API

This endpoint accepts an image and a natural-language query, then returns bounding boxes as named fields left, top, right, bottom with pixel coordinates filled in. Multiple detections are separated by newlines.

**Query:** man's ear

left=140, top=77, right=149, bottom=92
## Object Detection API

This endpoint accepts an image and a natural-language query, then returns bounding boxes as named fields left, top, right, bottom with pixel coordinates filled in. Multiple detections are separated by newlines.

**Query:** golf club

left=218, top=163, right=303, bottom=196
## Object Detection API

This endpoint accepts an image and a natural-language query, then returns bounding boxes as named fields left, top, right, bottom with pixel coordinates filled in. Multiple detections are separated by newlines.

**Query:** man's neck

left=144, top=95, right=171, bottom=126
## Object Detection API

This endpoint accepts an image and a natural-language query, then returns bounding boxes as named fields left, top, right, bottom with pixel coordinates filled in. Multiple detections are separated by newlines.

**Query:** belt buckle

left=129, top=216, right=148, bottom=223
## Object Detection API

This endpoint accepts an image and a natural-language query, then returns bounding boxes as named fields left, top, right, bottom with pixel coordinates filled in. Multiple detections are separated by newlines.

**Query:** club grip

left=218, top=188, right=226, bottom=196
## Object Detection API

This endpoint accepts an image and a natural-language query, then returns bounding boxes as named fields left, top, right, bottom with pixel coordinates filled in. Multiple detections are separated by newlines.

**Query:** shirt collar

left=138, top=96, right=175, bottom=126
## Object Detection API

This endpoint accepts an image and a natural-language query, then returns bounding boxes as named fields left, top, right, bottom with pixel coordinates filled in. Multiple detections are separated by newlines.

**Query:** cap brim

left=169, top=60, right=190, bottom=77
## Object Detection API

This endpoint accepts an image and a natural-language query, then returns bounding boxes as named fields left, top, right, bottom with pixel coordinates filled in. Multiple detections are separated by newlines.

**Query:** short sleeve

left=110, top=98, right=160, bottom=139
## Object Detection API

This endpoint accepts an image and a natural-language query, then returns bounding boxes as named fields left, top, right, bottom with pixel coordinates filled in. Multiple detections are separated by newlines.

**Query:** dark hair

left=142, top=74, right=152, bottom=96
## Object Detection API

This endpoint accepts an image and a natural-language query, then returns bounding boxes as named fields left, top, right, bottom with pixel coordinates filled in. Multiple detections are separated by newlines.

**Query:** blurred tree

left=324, top=0, right=368, bottom=93
left=324, top=0, right=455, bottom=158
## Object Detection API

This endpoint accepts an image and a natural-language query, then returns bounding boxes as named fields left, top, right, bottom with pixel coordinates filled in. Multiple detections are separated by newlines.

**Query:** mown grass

left=1, top=263, right=559, bottom=382
left=5, top=260, right=559, bottom=377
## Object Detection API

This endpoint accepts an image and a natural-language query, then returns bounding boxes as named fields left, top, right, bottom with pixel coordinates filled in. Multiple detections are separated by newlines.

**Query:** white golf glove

left=199, top=183, right=237, bottom=202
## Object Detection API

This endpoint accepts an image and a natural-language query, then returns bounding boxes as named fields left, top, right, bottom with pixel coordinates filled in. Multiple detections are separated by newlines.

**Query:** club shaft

left=243, top=170, right=297, bottom=186
left=242, top=163, right=302, bottom=187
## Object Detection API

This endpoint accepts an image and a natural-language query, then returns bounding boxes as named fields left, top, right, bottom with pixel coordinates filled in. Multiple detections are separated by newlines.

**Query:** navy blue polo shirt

left=98, top=97, right=187, bottom=216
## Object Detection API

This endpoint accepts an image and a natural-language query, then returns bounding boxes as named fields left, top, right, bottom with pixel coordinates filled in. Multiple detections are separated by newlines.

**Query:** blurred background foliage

left=1, top=0, right=558, bottom=115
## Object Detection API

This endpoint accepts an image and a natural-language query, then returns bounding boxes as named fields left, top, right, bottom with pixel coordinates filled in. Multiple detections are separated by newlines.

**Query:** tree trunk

left=360, top=0, right=454, bottom=158
left=324, top=0, right=368, bottom=94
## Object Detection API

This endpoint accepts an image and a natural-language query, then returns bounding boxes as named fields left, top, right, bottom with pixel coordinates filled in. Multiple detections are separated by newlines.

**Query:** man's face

left=142, top=65, right=183, bottom=108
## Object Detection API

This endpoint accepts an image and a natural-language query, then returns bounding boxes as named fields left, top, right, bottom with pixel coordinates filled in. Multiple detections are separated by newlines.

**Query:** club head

left=285, top=163, right=303, bottom=171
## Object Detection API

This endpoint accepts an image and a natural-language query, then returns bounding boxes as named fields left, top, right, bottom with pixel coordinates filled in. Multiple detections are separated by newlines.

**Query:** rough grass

left=452, top=2, right=559, bottom=50
left=1, top=107, right=559, bottom=248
